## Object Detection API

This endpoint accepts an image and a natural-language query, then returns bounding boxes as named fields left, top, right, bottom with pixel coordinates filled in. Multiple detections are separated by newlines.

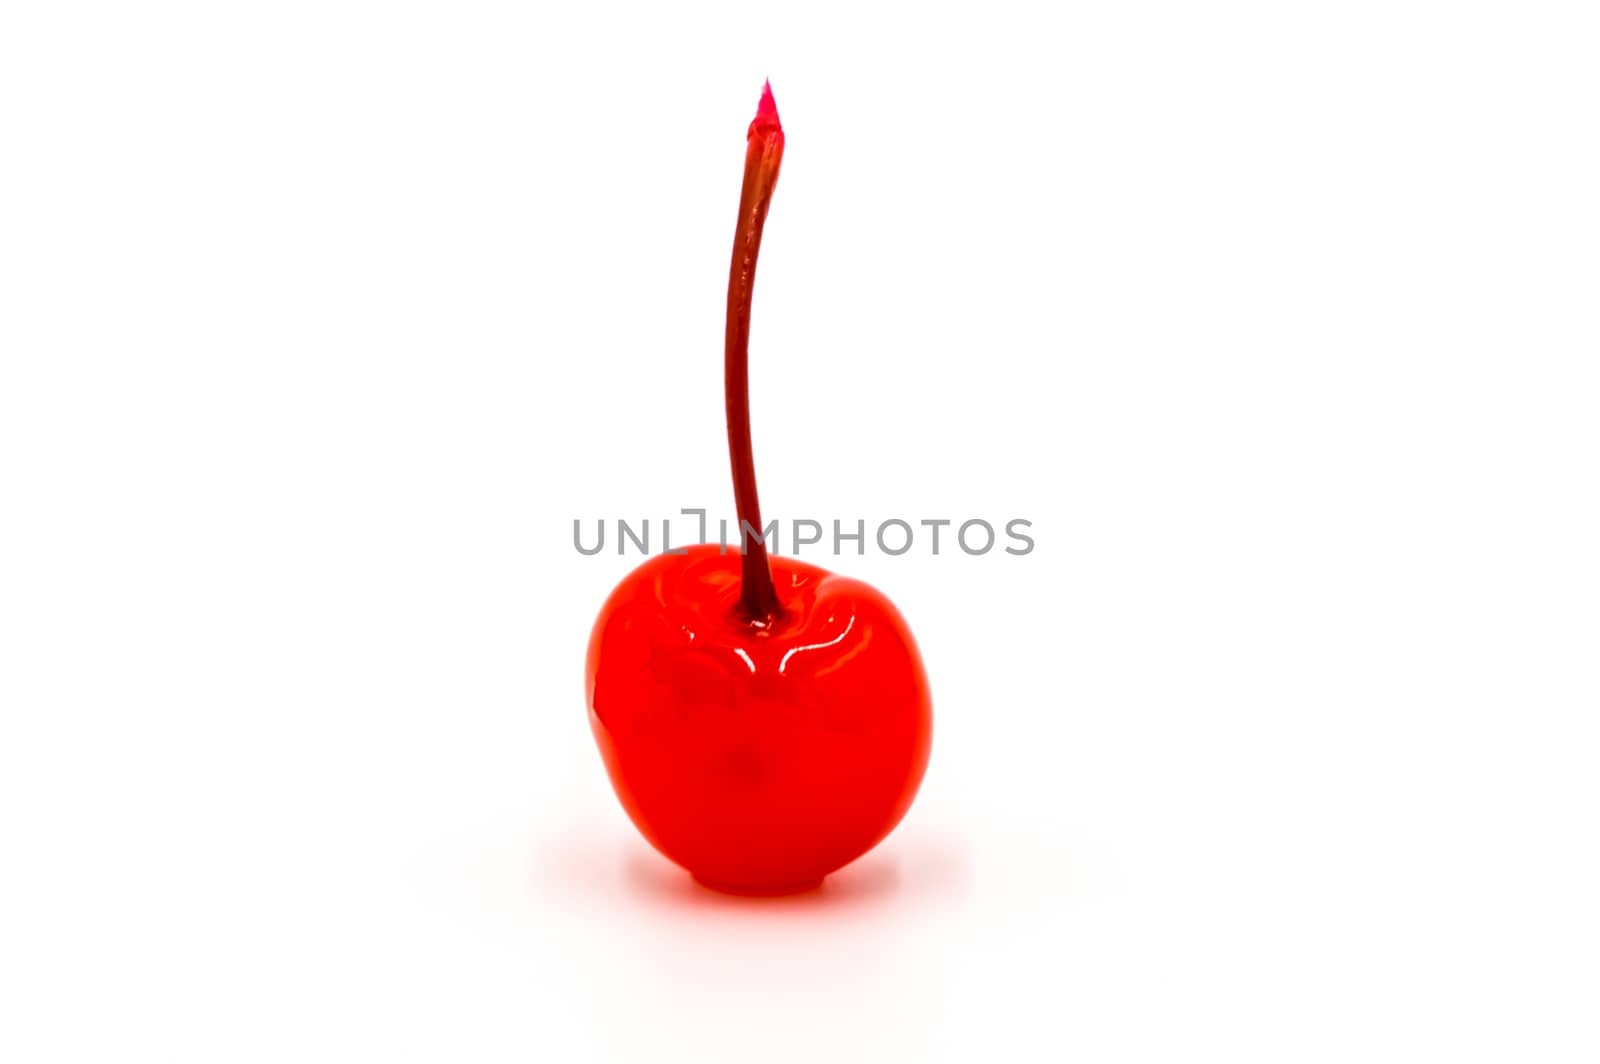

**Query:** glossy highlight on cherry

left=585, top=82, right=934, bottom=895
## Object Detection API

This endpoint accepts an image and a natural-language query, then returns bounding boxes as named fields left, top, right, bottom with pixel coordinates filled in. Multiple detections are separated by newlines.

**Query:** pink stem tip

left=751, top=79, right=781, bottom=135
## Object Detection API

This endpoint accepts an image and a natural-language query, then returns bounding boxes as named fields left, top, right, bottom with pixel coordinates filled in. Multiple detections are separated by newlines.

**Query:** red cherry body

left=586, top=544, right=933, bottom=893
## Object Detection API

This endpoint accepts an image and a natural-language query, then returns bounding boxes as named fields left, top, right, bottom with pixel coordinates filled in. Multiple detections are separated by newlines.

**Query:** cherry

left=585, top=82, right=933, bottom=895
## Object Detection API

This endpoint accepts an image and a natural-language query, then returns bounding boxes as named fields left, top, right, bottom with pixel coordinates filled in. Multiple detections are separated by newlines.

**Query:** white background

left=2, top=2, right=1597, bottom=1060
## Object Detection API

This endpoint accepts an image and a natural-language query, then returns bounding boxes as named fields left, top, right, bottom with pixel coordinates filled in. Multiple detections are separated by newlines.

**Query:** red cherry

left=585, top=82, right=933, bottom=894
left=587, top=546, right=932, bottom=893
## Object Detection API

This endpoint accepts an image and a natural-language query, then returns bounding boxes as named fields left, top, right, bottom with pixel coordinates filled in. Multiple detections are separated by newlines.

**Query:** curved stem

left=725, top=82, right=785, bottom=623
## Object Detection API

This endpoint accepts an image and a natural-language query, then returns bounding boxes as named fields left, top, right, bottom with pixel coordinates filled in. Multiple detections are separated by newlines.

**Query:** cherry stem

left=725, top=81, right=785, bottom=624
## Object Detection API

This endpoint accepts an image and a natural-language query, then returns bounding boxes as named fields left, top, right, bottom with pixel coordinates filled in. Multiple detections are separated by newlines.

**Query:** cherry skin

left=586, top=545, right=933, bottom=894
